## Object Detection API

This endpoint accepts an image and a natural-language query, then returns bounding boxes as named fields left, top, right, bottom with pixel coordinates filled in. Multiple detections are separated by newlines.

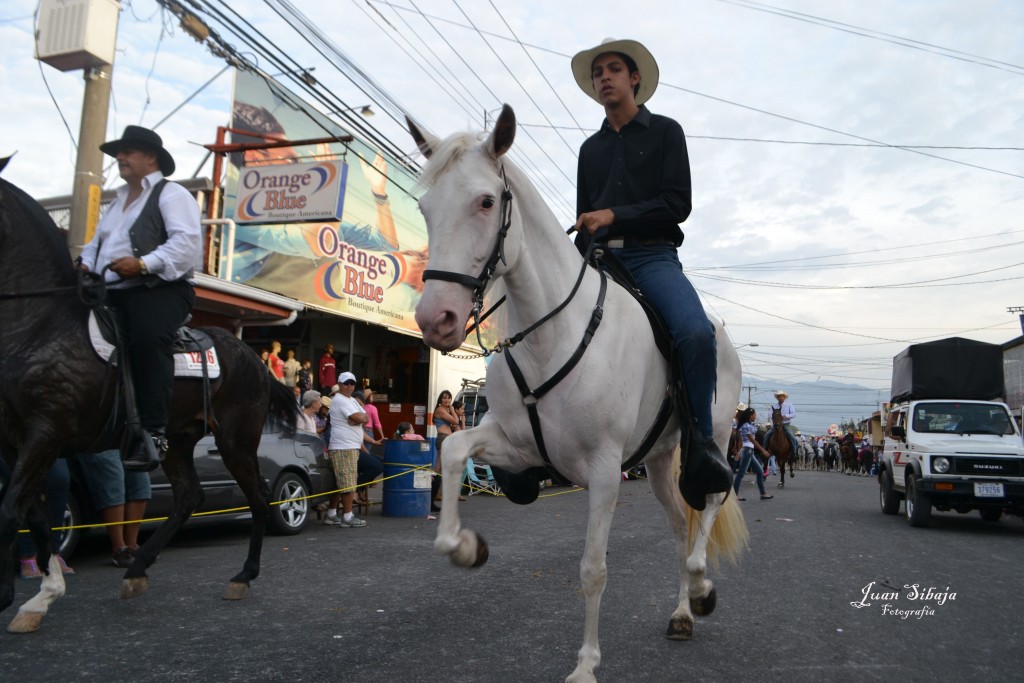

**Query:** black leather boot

left=680, top=435, right=733, bottom=511
left=124, top=429, right=167, bottom=473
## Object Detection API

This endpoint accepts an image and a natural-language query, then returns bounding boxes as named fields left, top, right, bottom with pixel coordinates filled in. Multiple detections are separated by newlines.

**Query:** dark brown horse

left=0, top=176, right=298, bottom=632
left=766, top=407, right=795, bottom=488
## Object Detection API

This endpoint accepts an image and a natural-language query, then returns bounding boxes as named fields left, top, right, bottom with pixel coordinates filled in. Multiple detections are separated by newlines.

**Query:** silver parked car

left=52, top=427, right=332, bottom=558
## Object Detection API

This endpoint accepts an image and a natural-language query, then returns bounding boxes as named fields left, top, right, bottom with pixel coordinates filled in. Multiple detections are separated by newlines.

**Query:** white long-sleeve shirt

left=80, top=171, right=202, bottom=288
left=772, top=400, right=796, bottom=424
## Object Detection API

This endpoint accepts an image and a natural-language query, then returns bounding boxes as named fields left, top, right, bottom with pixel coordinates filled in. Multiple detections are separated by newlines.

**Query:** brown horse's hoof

left=778, top=482, right=784, bottom=488
left=7, top=610, right=44, bottom=633
left=666, top=614, right=694, bottom=640
left=223, top=581, right=251, bottom=600
left=690, top=587, right=717, bottom=616
left=119, top=577, right=149, bottom=600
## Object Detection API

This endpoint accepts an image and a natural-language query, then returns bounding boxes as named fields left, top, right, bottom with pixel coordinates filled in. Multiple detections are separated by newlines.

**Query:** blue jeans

left=733, top=447, right=766, bottom=495
left=612, top=245, right=717, bottom=438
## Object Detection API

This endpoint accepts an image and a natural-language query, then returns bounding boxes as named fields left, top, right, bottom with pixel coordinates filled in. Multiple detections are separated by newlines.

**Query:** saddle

left=493, top=243, right=687, bottom=506
left=88, top=305, right=220, bottom=464
left=89, top=307, right=221, bottom=377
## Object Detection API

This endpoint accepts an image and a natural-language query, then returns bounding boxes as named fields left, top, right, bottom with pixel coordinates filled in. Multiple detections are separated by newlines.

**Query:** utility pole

left=34, top=0, right=120, bottom=259
left=743, top=384, right=757, bottom=406
left=1008, top=306, right=1024, bottom=336
left=68, top=64, right=114, bottom=259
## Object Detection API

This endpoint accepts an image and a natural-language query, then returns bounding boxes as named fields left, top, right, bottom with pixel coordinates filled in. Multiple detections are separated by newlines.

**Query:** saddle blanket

left=88, top=312, right=221, bottom=379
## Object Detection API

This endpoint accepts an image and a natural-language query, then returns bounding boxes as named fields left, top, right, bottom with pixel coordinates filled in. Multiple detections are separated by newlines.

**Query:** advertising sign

left=236, top=159, right=347, bottom=223
left=222, top=70, right=504, bottom=347
left=222, top=71, right=430, bottom=335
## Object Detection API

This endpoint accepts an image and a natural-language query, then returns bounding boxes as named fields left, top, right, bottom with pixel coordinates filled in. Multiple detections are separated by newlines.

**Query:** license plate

left=974, top=482, right=1005, bottom=497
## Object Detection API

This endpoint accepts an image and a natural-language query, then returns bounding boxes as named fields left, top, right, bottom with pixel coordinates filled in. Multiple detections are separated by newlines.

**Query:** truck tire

left=979, top=508, right=1002, bottom=523
left=879, top=469, right=900, bottom=515
left=905, top=475, right=931, bottom=528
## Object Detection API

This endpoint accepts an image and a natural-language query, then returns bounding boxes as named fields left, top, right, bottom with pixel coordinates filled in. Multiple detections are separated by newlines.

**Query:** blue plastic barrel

left=382, top=438, right=435, bottom=517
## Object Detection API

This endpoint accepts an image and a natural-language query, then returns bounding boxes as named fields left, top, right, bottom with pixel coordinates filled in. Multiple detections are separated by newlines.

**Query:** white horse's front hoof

left=443, top=529, right=489, bottom=568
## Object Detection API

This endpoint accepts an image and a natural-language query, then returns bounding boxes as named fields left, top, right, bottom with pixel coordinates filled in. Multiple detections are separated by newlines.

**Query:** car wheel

left=979, top=507, right=1002, bottom=523
left=905, top=475, right=931, bottom=528
left=268, top=472, right=310, bottom=535
left=879, top=468, right=900, bottom=515
left=57, top=491, right=83, bottom=559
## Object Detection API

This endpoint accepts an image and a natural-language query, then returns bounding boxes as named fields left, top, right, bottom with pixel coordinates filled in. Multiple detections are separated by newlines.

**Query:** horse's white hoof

left=223, top=581, right=251, bottom=600
left=119, top=577, right=149, bottom=599
left=7, top=610, right=44, bottom=633
left=449, top=529, right=489, bottom=568
left=565, top=669, right=598, bottom=683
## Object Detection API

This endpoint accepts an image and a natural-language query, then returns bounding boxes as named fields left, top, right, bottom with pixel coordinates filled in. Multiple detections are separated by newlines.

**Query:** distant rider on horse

left=764, top=389, right=800, bottom=459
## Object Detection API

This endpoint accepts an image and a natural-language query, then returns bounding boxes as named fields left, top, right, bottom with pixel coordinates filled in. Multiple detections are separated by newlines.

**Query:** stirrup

left=124, top=431, right=166, bottom=472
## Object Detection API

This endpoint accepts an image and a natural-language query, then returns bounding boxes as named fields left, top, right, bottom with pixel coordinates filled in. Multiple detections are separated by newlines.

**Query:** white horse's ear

left=487, top=104, right=516, bottom=158
left=407, top=116, right=439, bottom=159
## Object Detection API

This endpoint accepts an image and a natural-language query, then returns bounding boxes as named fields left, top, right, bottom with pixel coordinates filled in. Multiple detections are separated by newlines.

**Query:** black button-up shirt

left=576, top=106, right=691, bottom=246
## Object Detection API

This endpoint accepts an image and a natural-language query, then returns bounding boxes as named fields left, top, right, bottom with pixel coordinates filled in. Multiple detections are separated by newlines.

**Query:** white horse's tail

left=684, top=494, right=749, bottom=570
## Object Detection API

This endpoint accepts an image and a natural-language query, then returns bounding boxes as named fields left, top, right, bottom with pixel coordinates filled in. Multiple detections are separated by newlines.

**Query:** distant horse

left=766, top=407, right=795, bottom=487
left=0, top=176, right=298, bottom=633
left=840, top=441, right=858, bottom=474
left=409, top=106, right=748, bottom=683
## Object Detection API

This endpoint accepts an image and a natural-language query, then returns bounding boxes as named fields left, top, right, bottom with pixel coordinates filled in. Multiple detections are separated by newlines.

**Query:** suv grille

left=951, top=457, right=1024, bottom=477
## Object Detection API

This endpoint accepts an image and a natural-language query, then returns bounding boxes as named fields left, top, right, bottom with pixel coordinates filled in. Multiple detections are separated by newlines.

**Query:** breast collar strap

left=505, top=272, right=608, bottom=473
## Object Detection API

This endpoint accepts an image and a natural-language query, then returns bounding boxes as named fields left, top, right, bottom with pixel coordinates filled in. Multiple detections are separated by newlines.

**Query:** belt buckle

left=607, top=238, right=625, bottom=249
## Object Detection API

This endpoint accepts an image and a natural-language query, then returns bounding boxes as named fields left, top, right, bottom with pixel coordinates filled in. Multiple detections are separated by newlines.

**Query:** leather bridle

left=420, top=165, right=514, bottom=351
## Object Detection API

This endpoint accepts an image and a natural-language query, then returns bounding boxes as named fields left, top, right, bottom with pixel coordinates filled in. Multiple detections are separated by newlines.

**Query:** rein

left=0, top=267, right=114, bottom=308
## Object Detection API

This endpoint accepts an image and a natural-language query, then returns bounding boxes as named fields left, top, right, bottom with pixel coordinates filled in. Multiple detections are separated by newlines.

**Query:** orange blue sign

left=236, top=160, right=347, bottom=224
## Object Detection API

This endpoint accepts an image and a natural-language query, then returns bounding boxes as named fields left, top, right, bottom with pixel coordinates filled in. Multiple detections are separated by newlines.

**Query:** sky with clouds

left=2, top=0, right=1023, bottom=426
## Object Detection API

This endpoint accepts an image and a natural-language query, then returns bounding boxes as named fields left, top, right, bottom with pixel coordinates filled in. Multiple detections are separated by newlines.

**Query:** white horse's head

left=408, top=105, right=521, bottom=351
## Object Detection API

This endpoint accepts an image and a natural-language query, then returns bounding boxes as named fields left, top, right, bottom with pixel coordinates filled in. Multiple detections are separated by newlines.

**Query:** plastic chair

left=464, top=456, right=500, bottom=495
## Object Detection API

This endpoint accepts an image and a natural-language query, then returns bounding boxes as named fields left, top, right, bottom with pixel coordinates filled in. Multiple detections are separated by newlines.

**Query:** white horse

left=410, top=105, right=747, bottom=683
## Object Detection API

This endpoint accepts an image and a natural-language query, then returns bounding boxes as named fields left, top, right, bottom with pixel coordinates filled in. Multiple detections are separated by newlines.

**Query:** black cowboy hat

left=100, top=125, right=175, bottom=176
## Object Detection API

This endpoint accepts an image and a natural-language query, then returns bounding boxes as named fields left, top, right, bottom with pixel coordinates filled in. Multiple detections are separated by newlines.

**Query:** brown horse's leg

left=216, top=423, right=270, bottom=600
left=121, top=433, right=205, bottom=599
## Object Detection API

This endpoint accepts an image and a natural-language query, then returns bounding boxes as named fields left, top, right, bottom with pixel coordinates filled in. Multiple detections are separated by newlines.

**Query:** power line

left=517, top=124, right=1024, bottom=151
left=717, top=0, right=1024, bottom=77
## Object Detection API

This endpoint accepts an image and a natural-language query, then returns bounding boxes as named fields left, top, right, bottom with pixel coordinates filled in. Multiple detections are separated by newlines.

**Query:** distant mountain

left=739, top=376, right=885, bottom=436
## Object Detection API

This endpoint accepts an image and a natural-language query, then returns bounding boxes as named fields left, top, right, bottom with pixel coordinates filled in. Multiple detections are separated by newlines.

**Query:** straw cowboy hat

left=571, top=38, right=660, bottom=106
left=100, top=125, right=176, bottom=176
left=773, top=389, right=789, bottom=398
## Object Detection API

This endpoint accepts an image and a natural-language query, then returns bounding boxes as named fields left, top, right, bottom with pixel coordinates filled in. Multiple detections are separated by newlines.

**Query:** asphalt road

left=1, top=469, right=1022, bottom=682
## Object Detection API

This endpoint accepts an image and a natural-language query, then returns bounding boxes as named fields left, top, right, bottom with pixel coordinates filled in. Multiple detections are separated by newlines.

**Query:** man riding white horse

left=570, top=38, right=732, bottom=509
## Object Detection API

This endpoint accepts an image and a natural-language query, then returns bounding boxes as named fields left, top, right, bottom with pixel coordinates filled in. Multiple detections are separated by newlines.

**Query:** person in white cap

left=570, top=38, right=729, bottom=510
left=764, top=389, right=800, bottom=460
left=324, top=371, right=368, bottom=527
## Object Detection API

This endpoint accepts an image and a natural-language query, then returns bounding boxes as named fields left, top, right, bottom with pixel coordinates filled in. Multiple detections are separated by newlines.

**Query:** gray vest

left=129, top=179, right=194, bottom=286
